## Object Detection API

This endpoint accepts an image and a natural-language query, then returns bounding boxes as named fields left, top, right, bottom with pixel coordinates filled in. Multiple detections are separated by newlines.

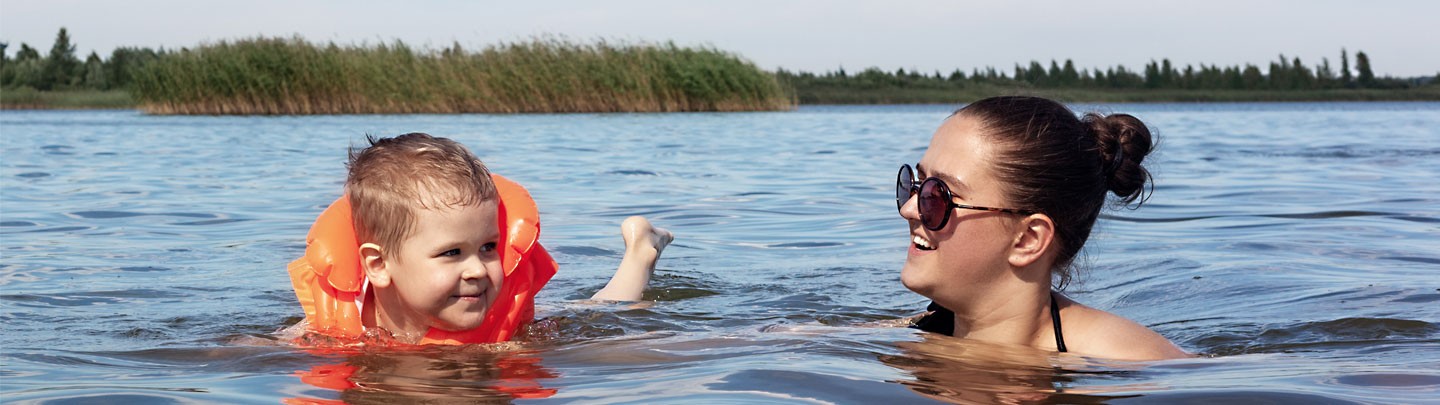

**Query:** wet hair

left=345, top=133, right=496, bottom=257
left=955, top=96, right=1155, bottom=287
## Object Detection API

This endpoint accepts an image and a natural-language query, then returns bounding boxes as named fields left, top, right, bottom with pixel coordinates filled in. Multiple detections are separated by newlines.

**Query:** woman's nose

left=899, top=192, right=921, bottom=221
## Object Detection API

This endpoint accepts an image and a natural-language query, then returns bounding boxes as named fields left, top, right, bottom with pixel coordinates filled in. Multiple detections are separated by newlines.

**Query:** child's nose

left=460, top=256, right=500, bottom=280
left=460, top=256, right=486, bottom=279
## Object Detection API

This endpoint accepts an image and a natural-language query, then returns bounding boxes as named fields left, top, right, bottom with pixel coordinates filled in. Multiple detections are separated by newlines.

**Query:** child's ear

left=1008, top=213, right=1055, bottom=269
left=359, top=242, right=391, bottom=288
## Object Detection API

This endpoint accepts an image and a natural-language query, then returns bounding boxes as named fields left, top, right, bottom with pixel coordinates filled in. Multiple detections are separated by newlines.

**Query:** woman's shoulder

left=1061, top=299, right=1190, bottom=361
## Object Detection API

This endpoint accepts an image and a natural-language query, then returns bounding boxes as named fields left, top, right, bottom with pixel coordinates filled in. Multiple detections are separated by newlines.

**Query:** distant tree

left=15, top=43, right=40, bottom=61
left=1340, top=48, right=1353, bottom=85
left=1027, top=60, right=1046, bottom=84
left=836, top=66, right=846, bottom=78
left=42, top=27, right=82, bottom=90
left=83, top=51, right=106, bottom=89
left=1292, top=57, right=1313, bottom=89
left=1268, top=54, right=1288, bottom=90
left=1315, top=58, right=1336, bottom=88
left=105, top=47, right=161, bottom=89
left=0, top=42, right=9, bottom=86
left=1054, top=59, right=1065, bottom=85
left=1060, top=59, right=1079, bottom=86
left=1241, top=64, right=1263, bottom=89
left=1160, top=59, right=1176, bottom=87
left=1110, top=65, right=1143, bottom=88
left=1199, top=64, right=1223, bottom=89
left=6, top=43, right=44, bottom=88
left=856, top=67, right=889, bottom=87
left=1224, top=66, right=1244, bottom=89
left=1355, top=51, right=1375, bottom=87
left=1143, top=60, right=1160, bottom=88
left=947, top=69, right=966, bottom=82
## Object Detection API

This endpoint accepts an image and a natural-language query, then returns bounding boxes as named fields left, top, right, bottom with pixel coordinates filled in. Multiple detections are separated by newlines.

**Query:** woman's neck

left=945, top=283, right=1054, bottom=348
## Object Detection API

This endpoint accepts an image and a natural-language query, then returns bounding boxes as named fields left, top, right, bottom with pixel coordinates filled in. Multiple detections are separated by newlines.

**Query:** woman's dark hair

left=955, top=96, right=1155, bottom=286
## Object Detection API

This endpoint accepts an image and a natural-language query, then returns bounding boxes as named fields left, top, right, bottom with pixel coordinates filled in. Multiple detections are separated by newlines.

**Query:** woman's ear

left=360, top=242, right=391, bottom=288
left=1009, top=213, right=1055, bottom=268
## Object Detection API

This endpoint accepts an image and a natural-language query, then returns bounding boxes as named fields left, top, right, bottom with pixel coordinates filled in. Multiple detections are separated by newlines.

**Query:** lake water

left=2, top=103, right=1438, bottom=403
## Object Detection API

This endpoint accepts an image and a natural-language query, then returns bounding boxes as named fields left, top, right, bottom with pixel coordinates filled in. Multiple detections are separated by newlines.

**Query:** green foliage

left=104, top=47, right=162, bottom=89
left=780, top=48, right=1432, bottom=103
left=42, top=28, right=81, bottom=90
left=6, top=58, right=45, bottom=89
left=15, top=44, right=41, bottom=61
left=83, top=52, right=105, bottom=89
left=125, top=36, right=790, bottom=114
left=1, top=87, right=133, bottom=109
left=1355, top=51, right=1376, bottom=88
left=1340, top=48, right=1353, bottom=84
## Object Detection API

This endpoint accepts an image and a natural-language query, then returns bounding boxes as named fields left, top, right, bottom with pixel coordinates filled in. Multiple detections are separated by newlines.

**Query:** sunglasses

left=896, top=164, right=1035, bottom=231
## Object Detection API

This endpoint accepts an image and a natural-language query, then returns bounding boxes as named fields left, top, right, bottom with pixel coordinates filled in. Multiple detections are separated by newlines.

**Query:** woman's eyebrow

left=915, top=163, right=968, bottom=192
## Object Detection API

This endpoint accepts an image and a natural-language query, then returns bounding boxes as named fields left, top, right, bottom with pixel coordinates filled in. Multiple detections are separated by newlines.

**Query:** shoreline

left=5, top=89, right=1438, bottom=112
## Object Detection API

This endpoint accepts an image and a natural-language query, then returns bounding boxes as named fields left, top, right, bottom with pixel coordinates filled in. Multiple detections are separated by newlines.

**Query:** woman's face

left=900, top=115, right=1022, bottom=306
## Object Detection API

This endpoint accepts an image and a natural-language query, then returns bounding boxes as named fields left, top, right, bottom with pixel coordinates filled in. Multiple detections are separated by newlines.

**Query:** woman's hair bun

left=1083, top=113, right=1154, bottom=205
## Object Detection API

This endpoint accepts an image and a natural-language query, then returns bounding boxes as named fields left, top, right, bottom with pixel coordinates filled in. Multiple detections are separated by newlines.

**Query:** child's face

left=383, top=200, right=504, bottom=332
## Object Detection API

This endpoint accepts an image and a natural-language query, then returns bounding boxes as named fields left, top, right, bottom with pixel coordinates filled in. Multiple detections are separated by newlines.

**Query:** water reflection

left=882, top=333, right=1152, bottom=404
left=289, top=345, right=557, bottom=404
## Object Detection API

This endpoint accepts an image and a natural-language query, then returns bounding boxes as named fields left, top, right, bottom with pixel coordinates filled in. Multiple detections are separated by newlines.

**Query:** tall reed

left=131, top=36, right=794, bottom=114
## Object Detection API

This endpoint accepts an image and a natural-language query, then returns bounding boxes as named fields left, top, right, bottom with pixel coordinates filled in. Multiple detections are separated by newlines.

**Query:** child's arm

left=591, top=216, right=673, bottom=301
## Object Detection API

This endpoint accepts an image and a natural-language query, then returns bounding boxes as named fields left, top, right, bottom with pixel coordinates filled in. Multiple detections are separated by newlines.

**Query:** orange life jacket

left=287, top=174, right=557, bottom=345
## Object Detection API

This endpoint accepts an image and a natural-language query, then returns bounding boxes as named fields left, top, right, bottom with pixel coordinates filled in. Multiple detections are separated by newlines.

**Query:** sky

left=2, top=0, right=1437, bottom=77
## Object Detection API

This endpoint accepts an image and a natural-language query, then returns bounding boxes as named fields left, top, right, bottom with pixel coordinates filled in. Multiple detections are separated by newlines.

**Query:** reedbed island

left=131, top=37, right=795, bottom=114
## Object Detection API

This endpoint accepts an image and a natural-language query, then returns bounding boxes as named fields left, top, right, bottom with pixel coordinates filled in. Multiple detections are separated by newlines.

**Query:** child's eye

left=480, top=242, right=498, bottom=253
left=438, top=248, right=461, bottom=257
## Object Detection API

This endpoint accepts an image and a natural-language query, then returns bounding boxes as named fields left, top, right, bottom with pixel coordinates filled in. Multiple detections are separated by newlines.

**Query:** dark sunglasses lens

left=919, top=179, right=947, bottom=229
left=896, top=166, right=913, bottom=209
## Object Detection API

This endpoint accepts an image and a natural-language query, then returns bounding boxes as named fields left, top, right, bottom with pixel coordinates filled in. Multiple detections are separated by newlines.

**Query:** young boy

left=288, top=133, right=671, bottom=345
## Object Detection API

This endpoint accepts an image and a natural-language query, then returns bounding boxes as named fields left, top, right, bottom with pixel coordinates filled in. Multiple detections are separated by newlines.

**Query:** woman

left=898, top=96, right=1188, bottom=361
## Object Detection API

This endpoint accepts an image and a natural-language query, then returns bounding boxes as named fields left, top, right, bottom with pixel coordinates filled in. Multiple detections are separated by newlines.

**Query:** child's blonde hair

left=345, top=133, right=496, bottom=257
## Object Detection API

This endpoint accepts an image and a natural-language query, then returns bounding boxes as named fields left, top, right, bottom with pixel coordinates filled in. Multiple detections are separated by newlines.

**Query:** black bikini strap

left=1050, top=291, right=1067, bottom=353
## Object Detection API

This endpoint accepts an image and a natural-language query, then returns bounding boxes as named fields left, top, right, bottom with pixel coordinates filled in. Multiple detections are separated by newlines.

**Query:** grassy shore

left=123, top=37, right=793, bottom=114
left=0, top=88, right=134, bottom=109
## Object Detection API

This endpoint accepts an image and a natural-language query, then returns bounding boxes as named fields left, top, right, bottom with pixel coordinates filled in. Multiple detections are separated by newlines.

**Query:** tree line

left=777, top=51, right=1431, bottom=93
left=1, top=28, right=165, bottom=91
